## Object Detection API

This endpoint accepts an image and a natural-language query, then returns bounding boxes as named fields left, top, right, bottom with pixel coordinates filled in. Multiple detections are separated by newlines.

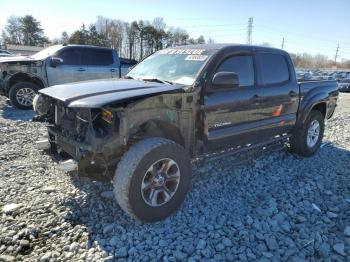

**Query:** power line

left=246, top=17, right=253, bottom=45
left=182, top=23, right=245, bottom=28
left=255, top=24, right=350, bottom=46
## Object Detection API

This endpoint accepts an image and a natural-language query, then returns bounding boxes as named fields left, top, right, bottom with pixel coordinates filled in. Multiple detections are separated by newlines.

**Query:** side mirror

left=212, top=72, right=239, bottom=89
left=50, top=57, right=63, bottom=67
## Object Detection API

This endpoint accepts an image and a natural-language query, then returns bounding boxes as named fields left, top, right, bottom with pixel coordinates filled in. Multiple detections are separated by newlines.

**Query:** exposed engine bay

left=33, top=94, right=125, bottom=180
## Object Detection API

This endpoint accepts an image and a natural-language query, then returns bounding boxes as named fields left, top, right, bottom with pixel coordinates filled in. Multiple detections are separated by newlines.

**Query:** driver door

left=46, top=47, right=88, bottom=86
left=202, top=54, right=266, bottom=152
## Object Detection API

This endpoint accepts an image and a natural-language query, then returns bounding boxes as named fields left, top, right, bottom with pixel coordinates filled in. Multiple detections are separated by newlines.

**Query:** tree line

left=1, top=14, right=349, bottom=68
left=59, top=16, right=208, bottom=61
left=290, top=53, right=350, bottom=69
left=1, top=15, right=208, bottom=61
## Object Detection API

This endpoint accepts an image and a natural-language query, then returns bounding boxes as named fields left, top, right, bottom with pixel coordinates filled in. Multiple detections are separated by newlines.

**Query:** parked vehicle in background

left=0, top=44, right=120, bottom=109
left=297, top=71, right=313, bottom=81
left=314, top=75, right=336, bottom=81
left=0, top=50, right=14, bottom=57
left=0, top=53, right=13, bottom=58
left=120, top=58, right=138, bottom=76
left=33, top=44, right=339, bottom=222
left=338, top=78, right=350, bottom=92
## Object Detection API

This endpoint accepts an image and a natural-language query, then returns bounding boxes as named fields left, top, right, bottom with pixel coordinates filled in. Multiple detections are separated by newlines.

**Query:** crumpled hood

left=39, top=78, right=185, bottom=108
left=0, top=56, right=36, bottom=63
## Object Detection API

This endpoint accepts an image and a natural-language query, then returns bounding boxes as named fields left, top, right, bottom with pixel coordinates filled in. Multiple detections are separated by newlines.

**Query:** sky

left=0, top=0, right=349, bottom=60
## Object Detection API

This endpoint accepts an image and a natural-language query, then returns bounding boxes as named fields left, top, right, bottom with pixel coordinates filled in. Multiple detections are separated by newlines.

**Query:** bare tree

left=3, top=15, right=22, bottom=44
left=207, top=37, right=216, bottom=44
left=152, top=17, right=166, bottom=31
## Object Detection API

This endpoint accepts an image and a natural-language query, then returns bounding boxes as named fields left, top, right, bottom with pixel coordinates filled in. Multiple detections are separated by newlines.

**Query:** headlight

left=33, top=94, right=50, bottom=115
left=101, top=108, right=113, bottom=124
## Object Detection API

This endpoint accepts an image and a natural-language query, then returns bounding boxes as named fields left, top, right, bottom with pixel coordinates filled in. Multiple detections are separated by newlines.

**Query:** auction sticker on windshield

left=185, top=55, right=208, bottom=61
left=158, top=49, right=205, bottom=55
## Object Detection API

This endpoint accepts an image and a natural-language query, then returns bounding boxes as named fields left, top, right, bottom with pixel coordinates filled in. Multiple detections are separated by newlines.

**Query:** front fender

left=117, top=93, right=195, bottom=150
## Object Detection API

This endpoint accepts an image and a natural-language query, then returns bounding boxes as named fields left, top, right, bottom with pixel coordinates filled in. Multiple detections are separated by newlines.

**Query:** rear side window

left=83, top=49, right=114, bottom=66
left=257, top=53, right=290, bottom=85
left=216, top=56, right=254, bottom=87
left=58, top=48, right=82, bottom=65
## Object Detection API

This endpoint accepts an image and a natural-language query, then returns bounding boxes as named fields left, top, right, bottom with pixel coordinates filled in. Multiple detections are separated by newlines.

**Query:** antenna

left=281, top=37, right=285, bottom=49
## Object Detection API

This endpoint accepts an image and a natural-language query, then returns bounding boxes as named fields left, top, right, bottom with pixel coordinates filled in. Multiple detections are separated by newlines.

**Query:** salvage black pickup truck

left=33, top=44, right=339, bottom=222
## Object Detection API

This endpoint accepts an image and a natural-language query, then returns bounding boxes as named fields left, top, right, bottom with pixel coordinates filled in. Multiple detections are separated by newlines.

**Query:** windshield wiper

left=123, top=75, right=134, bottom=79
left=141, top=78, right=174, bottom=85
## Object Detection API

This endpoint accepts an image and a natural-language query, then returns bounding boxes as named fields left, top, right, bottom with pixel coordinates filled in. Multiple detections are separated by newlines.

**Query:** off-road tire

left=289, top=110, right=325, bottom=157
left=113, top=137, right=192, bottom=222
left=9, top=82, right=38, bottom=110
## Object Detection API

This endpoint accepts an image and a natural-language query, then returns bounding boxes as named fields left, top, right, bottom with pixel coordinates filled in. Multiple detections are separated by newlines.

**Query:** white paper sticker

left=185, top=55, right=208, bottom=61
left=158, top=49, right=206, bottom=55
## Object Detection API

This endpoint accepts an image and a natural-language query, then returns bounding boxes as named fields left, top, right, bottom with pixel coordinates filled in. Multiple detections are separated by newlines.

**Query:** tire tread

left=113, top=137, right=179, bottom=220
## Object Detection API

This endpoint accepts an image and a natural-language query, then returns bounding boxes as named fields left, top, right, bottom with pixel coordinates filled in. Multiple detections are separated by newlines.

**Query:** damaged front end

left=34, top=95, right=125, bottom=180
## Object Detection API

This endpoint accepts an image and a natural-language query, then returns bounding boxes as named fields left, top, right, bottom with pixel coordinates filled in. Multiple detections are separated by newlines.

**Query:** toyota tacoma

left=33, top=44, right=339, bottom=222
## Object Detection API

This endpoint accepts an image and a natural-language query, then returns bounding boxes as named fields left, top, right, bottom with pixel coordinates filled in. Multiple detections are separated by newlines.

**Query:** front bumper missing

left=36, top=137, right=78, bottom=172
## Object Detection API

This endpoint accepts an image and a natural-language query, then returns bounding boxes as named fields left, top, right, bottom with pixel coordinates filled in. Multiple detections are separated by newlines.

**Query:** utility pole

left=334, top=43, right=339, bottom=67
left=246, top=17, right=253, bottom=45
left=105, top=19, right=109, bottom=47
left=281, top=37, right=285, bottom=49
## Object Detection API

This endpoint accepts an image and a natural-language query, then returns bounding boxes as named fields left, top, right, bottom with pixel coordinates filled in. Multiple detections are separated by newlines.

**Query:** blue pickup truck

left=0, top=44, right=122, bottom=109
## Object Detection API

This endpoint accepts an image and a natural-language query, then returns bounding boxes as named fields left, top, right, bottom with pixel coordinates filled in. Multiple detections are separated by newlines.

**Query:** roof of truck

left=62, top=44, right=115, bottom=50
left=170, top=43, right=287, bottom=54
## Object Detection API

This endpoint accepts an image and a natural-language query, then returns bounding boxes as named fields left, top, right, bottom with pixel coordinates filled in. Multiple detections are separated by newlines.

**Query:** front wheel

left=113, top=138, right=192, bottom=222
left=9, top=82, right=38, bottom=110
left=289, top=110, right=325, bottom=157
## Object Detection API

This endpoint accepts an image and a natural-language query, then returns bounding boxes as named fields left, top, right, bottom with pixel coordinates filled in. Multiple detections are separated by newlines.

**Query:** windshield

left=30, top=45, right=63, bottom=60
left=127, top=48, right=213, bottom=85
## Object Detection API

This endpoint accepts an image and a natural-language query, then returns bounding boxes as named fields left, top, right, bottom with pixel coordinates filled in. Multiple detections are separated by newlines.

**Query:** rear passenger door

left=47, top=47, right=88, bottom=85
left=83, top=48, right=118, bottom=80
left=256, top=52, right=299, bottom=136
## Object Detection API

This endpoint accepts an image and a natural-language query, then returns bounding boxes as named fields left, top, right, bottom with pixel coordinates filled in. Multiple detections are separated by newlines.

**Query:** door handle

left=77, top=68, right=86, bottom=72
left=110, top=68, right=116, bottom=72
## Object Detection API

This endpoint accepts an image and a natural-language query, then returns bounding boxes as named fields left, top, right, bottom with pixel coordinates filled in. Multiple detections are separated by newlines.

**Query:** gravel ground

left=0, top=93, right=350, bottom=262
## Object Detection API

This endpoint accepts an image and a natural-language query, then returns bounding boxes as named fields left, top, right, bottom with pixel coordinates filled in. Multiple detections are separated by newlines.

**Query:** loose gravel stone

left=196, top=239, right=206, bottom=250
left=42, top=186, right=56, bottom=193
left=344, top=226, right=350, bottom=237
left=1, top=204, right=22, bottom=213
left=116, top=247, right=127, bottom=258
left=0, top=255, right=15, bottom=262
left=39, top=252, right=51, bottom=262
left=333, top=243, right=346, bottom=256
left=100, top=191, right=114, bottom=199
left=0, top=94, right=350, bottom=261
left=317, top=243, right=330, bottom=258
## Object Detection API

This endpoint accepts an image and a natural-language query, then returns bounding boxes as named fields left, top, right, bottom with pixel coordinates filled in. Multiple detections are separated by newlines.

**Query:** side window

left=83, top=49, right=114, bottom=66
left=58, top=48, right=82, bottom=66
left=257, top=53, right=290, bottom=85
left=216, top=55, right=254, bottom=87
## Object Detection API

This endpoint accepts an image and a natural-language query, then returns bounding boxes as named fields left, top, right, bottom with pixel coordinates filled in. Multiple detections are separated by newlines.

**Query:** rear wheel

left=9, top=82, right=38, bottom=110
left=289, top=110, right=325, bottom=157
left=113, top=138, right=192, bottom=222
